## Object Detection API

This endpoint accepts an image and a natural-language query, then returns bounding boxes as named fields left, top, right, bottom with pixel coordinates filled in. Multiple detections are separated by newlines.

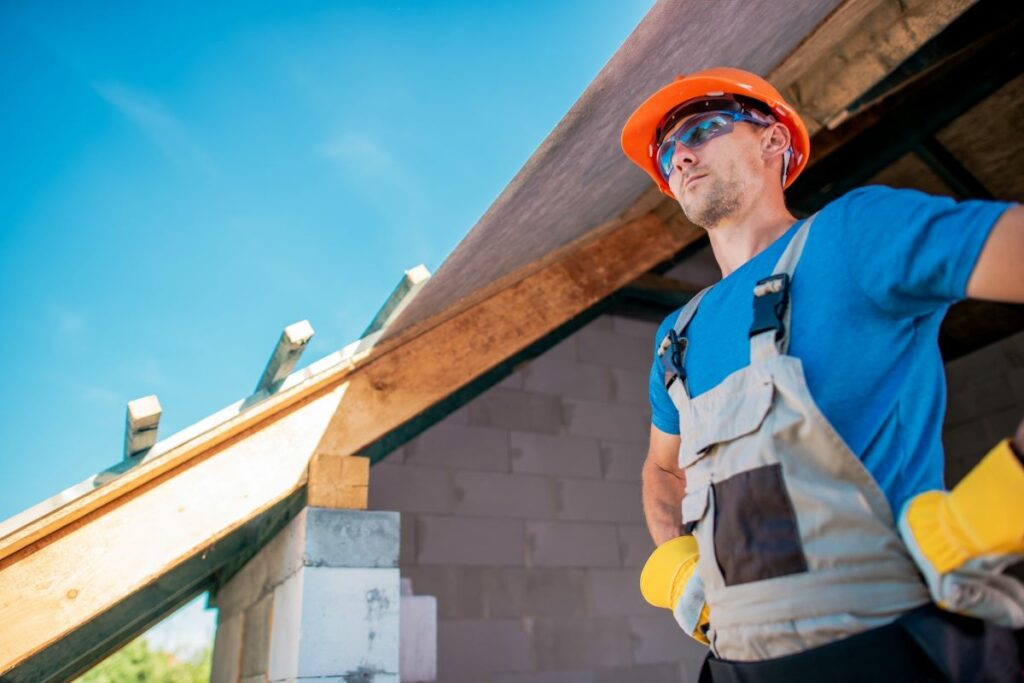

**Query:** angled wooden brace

left=255, top=320, right=315, bottom=394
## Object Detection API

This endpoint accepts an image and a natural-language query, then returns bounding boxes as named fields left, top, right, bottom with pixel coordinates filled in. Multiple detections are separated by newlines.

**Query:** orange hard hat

left=621, top=67, right=810, bottom=196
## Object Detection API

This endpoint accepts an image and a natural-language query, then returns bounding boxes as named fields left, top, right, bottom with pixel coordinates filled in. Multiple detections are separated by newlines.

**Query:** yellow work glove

left=640, top=535, right=710, bottom=644
left=898, top=439, right=1024, bottom=626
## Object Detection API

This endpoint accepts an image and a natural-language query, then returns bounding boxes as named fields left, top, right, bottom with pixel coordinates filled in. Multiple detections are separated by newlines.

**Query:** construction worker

left=620, top=67, right=1024, bottom=681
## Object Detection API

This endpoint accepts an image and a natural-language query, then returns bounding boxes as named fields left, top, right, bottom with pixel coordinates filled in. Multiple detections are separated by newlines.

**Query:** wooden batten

left=254, top=320, right=315, bottom=394
left=123, top=395, right=162, bottom=459
left=362, top=265, right=432, bottom=339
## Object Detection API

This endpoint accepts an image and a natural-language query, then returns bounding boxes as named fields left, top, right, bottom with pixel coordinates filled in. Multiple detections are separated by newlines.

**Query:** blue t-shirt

left=649, top=185, right=1013, bottom=516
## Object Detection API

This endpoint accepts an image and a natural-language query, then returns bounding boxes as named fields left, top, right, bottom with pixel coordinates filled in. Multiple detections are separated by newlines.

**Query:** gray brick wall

left=369, top=317, right=1024, bottom=682
left=943, top=331, right=1024, bottom=484
left=369, top=306, right=1023, bottom=682
left=369, top=313, right=706, bottom=682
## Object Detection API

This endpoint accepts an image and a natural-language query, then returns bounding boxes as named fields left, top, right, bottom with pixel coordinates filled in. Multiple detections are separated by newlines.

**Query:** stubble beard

left=680, top=174, right=743, bottom=230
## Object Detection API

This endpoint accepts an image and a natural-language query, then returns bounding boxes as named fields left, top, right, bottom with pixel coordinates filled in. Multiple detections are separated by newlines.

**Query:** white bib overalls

left=659, top=215, right=930, bottom=661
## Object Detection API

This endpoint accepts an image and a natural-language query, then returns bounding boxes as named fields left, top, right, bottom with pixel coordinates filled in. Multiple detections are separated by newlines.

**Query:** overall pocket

left=712, top=463, right=808, bottom=586
left=680, top=377, right=773, bottom=469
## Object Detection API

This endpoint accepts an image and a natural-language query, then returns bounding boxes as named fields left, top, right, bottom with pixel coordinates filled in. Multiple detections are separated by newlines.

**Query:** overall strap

left=750, top=213, right=818, bottom=364
left=658, top=286, right=713, bottom=401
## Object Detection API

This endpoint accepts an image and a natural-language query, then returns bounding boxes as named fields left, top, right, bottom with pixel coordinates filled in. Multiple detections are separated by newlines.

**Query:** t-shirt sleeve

left=649, top=312, right=681, bottom=435
left=833, top=185, right=1013, bottom=318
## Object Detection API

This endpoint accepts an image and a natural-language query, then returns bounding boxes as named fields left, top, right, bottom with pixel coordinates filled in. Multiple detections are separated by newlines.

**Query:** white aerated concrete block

left=576, top=328, right=652, bottom=372
left=526, top=522, right=619, bottom=567
left=210, top=613, right=242, bottom=683
left=509, top=432, right=602, bottom=479
left=610, top=315, right=660, bottom=340
left=628, top=614, right=707, bottom=664
left=417, top=515, right=525, bottom=566
left=599, top=440, right=645, bottom=482
left=554, top=479, right=644, bottom=524
left=438, top=619, right=533, bottom=679
left=617, top=524, right=655, bottom=567
left=213, top=509, right=401, bottom=683
left=562, top=399, right=648, bottom=443
left=401, top=595, right=437, bottom=682
left=453, top=470, right=557, bottom=519
left=295, top=567, right=400, bottom=680
left=404, top=423, right=510, bottom=471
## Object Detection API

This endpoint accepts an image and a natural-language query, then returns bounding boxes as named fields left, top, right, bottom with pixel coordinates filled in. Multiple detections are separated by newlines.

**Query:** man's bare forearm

left=642, top=458, right=686, bottom=546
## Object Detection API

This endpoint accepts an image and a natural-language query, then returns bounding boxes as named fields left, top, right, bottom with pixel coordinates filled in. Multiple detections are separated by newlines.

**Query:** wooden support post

left=255, top=320, right=315, bottom=394
left=307, top=454, right=370, bottom=510
left=124, top=395, right=162, bottom=459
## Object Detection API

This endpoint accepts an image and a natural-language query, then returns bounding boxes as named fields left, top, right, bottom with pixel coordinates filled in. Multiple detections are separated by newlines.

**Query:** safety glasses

left=656, top=110, right=771, bottom=181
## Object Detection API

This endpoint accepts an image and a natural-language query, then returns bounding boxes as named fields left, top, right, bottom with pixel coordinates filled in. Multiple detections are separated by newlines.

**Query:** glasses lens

left=657, top=113, right=736, bottom=180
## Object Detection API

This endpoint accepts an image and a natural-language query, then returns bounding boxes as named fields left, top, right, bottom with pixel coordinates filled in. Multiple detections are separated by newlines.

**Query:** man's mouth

left=684, top=174, right=706, bottom=190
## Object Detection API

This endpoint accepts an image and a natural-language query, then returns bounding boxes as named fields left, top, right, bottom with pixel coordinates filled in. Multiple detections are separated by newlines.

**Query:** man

left=620, top=67, right=1024, bottom=680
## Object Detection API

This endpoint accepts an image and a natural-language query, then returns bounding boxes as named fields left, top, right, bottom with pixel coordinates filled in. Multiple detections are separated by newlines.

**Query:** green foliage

left=76, top=638, right=211, bottom=683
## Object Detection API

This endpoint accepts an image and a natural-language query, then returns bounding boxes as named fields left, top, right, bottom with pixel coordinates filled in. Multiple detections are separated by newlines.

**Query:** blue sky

left=0, top=1, right=653, bottom=522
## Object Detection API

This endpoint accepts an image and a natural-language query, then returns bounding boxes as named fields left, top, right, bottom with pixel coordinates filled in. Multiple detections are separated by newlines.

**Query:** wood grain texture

left=779, top=0, right=978, bottom=135
left=935, top=73, right=1024, bottom=200
left=307, top=454, right=370, bottom=509
left=769, top=0, right=890, bottom=91
left=0, top=357, right=357, bottom=564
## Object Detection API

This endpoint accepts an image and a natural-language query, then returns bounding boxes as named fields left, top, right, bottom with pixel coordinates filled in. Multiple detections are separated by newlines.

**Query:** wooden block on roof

left=255, top=320, right=315, bottom=394
left=361, top=265, right=432, bottom=338
left=124, top=395, right=162, bottom=459
left=307, top=453, right=370, bottom=510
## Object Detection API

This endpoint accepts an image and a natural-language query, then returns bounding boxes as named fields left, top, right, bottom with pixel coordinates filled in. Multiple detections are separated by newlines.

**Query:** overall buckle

left=749, top=273, right=790, bottom=340
left=658, top=329, right=688, bottom=388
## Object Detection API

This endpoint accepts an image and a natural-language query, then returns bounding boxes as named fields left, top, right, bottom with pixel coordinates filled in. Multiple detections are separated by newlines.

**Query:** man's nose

left=670, top=143, right=697, bottom=174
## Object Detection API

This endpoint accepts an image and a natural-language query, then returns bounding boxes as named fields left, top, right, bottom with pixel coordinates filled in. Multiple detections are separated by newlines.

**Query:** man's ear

left=761, top=123, right=791, bottom=160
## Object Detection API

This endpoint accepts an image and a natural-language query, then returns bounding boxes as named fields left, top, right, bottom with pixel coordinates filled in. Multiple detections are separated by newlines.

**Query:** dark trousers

left=698, top=605, right=1022, bottom=683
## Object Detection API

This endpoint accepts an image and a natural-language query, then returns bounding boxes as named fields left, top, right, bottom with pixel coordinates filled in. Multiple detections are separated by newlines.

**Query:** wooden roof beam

left=788, top=0, right=1023, bottom=211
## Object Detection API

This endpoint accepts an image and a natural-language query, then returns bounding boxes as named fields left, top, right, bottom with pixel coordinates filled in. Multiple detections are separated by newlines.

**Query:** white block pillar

left=211, top=508, right=401, bottom=683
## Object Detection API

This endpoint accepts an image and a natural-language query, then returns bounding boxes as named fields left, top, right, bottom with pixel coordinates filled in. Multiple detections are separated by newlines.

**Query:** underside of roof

left=2, top=0, right=1021, bottom=679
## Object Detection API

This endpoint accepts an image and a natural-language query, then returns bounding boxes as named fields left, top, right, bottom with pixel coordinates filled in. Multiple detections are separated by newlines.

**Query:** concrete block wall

left=210, top=509, right=401, bottom=683
left=370, top=314, right=707, bottom=683
left=943, top=331, right=1024, bottom=484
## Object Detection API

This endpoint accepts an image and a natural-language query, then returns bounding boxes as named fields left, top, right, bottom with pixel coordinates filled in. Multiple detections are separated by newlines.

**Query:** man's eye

left=691, top=118, right=726, bottom=144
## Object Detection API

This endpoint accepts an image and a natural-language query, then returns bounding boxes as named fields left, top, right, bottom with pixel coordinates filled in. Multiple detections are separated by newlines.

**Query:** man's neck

left=706, top=197, right=797, bottom=278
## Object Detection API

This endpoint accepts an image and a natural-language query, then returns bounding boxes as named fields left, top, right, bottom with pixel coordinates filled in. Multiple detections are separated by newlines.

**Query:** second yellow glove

left=640, top=535, right=710, bottom=644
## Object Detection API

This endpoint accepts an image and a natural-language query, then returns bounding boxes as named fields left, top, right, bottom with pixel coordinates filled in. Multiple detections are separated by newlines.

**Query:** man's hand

left=642, top=425, right=685, bottom=546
